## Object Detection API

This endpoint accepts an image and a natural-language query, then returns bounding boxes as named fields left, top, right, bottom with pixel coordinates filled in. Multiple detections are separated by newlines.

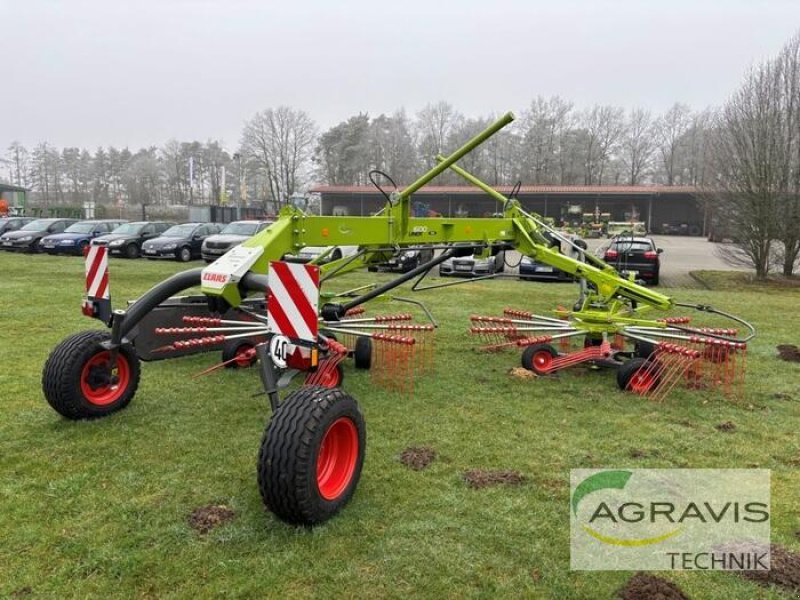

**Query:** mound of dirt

left=463, top=468, right=526, bottom=489
left=777, top=344, right=800, bottom=362
left=508, top=367, right=535, bottom=379
left=188, top=504, right=235, bottom=534
left=400, top=446, right=437, bottom=471
left=715, top=421, right=737, bottom=433
left=617, top=572, right=690, bottom=600
left=741, top=544, right=800, bottom=594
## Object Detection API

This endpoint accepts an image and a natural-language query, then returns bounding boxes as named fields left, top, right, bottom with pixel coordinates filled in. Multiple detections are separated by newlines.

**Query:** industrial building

left=310, top=185, right=706, bottom=236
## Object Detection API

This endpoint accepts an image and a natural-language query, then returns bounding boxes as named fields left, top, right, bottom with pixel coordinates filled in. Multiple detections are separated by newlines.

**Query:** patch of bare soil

left=188, top=504, right=235, bottom=534
left=10, top=588, right=32, bottom=599
left=399, top=446, right=437, bottom=471
left=716, top=421, right=737, bottom=433
left=741, top=544, right=800, bottom=594
left=463, top=468, right=526, bottom=489
left=777, top=344, right=800, bottom=362
left=508, top=367, right=535, bottom=379
left=617, top=572, right=690, bottom=600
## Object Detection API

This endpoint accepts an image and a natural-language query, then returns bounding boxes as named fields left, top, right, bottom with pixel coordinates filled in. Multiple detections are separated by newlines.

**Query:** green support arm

left=200, top=109, right=672, bottom=316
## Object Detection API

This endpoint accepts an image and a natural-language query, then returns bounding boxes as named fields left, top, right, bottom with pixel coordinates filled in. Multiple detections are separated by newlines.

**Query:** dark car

left=0, top=217, right=35, bottom=235
left=0, top=218, right=78, bottom=252
left=40, top=219, right=126, bottom=255
left=519, top=232, right=586, bottom=282
left=601, top=236, right=662, bottom=285
left=92, top=221, right=174, bottom=258
left=201, top=220, right=272, bottom=263
left=368, top=247, right=434, bottom=273
left=141, top=222, right=223, bottom=262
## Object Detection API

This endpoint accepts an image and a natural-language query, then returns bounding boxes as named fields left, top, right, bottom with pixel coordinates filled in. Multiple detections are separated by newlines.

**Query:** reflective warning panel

left=267, top=261, right=319, bottom=342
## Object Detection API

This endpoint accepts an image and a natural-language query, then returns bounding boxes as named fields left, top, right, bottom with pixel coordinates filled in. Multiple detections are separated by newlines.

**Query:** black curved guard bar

left=114, top=268, right=271, bottom=343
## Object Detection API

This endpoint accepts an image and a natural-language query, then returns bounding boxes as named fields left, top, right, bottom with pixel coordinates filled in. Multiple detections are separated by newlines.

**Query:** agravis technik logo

left=570, top=469, right=770, bottom=571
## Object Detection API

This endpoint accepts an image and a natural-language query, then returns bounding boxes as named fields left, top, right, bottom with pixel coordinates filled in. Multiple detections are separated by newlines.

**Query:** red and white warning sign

left=85, top=245, right=109, bottom=300
left=267, top=261, right=319, bottom=342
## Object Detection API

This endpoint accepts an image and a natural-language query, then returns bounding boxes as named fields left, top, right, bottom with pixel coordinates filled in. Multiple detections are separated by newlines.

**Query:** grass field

left=1, top=252, right=799, bottom=599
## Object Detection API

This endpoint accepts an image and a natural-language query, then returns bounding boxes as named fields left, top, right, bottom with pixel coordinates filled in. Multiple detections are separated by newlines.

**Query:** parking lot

left=504, top=235, right=742, bottom=289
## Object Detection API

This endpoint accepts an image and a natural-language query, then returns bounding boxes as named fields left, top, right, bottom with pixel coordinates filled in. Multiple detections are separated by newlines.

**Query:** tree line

left=2, top=100, right=710, bottom=214
left=707, top=32, right=800, bottom=278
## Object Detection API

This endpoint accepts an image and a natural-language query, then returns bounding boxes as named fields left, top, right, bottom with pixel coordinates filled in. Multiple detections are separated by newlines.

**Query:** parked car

left=141, top=222, right=223, bottom=262
left=519, top=231, right=586, bottom=282
left=0, top=217, right=35, bottom=235
left=599, top=236, right=662, bottom=285
left=40, top=219, right=127, bottom=255
left=0, top=218, right=78, bottom=252
left=201, top=220, right=273, bottom=263
left=92, top=221, right=174, bottom=258
left=368, top=247, right=435, bottom=273
left=439, top=253, right=502, bottom=277
left=284, top=245, right=359, bottom=264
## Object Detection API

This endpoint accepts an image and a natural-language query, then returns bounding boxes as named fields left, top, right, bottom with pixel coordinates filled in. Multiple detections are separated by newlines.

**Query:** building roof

left=0, top=183, right=28, bottom=193
left=310, top=184, right=697, bottom=195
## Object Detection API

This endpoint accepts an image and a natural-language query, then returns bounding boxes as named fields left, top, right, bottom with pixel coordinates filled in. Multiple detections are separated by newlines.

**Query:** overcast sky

left=2, top=0, right=799, bottom=153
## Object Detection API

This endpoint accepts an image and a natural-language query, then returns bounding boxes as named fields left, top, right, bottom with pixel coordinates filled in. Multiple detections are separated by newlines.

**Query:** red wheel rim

left=532, top=350, right=554, bottom=372
left=317, top=366, right=341, bottom=388
left=80, top=351, right=130, bottom=406
left=316, top=417, right=359, bottom=500
left=629, top=369, right=656, bottom=393
left=234, top=344, right=255, bottom=368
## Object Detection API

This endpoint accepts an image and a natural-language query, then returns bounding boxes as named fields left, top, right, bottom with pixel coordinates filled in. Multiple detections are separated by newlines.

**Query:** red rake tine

left=194, top=347, right=259, bottom=378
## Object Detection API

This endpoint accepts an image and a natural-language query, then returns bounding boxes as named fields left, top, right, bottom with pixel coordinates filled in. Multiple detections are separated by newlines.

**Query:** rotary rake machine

left=41, top=111, right=754, bottom=526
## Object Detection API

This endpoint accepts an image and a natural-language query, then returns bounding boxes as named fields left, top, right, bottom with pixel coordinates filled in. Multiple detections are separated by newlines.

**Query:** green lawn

left=1, top=252, right=799, bottom=599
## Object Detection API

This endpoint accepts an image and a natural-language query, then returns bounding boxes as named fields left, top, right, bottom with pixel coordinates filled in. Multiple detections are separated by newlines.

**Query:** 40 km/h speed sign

left=269, top=335, right=290, bottom=368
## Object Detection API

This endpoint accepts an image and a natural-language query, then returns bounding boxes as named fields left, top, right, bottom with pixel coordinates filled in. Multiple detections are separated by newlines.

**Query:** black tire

left=584, top=336, right=603, bottom=347
left=221, top=339, right=257, bottom=369
left=493, top=250, right=506, bottom=273
left=573, top=239, right=588, bottom=250
left=521, top=343, right=558, bottom=375
left=42, top=330, right=141, bottom=419
left=78, top=240, right=90, bottom=255
left=634, top=341, right=656, bottom=359
left=125, top=243, right=140, bottom=259
left=617, top=357, right=660, bottom=392
left=331, top=249, right=343, bottom=261
left=651, top=273, right=659, bottom=286
left=177, top=246, right=192, bottom=262
left=257, top=386, right=366, bottom=525
left=354, top=336, right=372, bottom=370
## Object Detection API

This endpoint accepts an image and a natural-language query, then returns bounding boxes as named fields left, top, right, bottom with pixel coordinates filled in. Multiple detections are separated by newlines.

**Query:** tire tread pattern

left=42, top=330, right=141, bottom=419
left=257, top=385, right=365, bottom=525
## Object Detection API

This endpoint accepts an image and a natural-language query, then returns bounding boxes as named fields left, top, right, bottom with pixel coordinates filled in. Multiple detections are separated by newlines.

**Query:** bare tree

left=773, top=34, right=800, bottom=275
left=655, top=103, right=693, bottom=184
left=3, top=142, right=30, bottom=187
left=415, top=101, right=463, bottom=174
left=582, top=105, right=625, bottom=185
left=707, top=61, right=785, bottom=278
left=241, top=106, right=317, bottom=211
left=519, top=96, right=573, bottom=184
left=621, top=108, right=655, bottom=184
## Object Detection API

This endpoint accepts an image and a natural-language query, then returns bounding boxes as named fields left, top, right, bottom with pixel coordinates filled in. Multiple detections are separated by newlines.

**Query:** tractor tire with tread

left=42, top=330, right=141, bottom=419
left=257, top=385, right=366, bottom=525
